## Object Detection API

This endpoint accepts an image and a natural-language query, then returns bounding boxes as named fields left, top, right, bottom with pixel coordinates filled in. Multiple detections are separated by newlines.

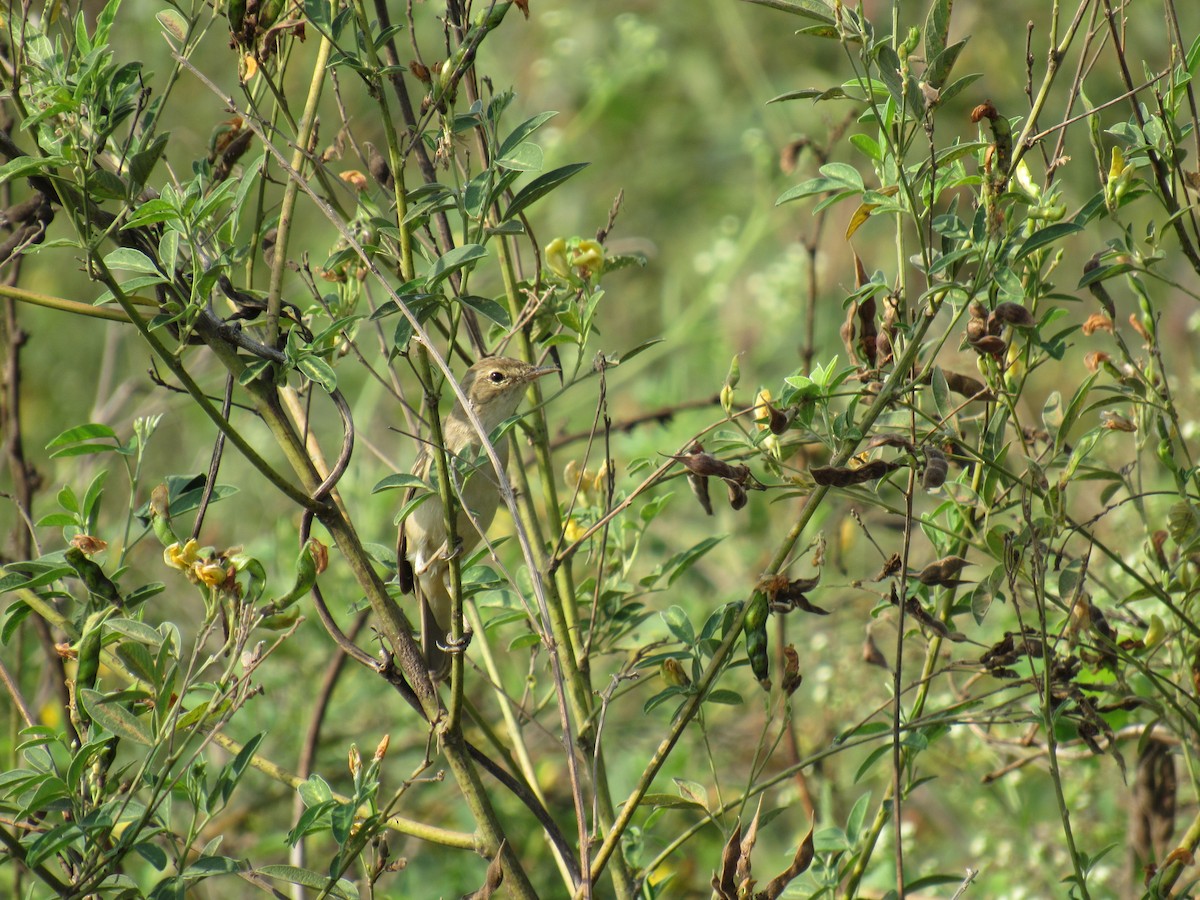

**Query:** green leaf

left=1168, top=501, right=1200, bottom=550
left=643, top=793, right=705, bottom=810
left=923, top=0, right=953, bottom=62
left=744, top=0, right=833, bottom=24
left=296, top=356, right=337, bottom=393
left=182, top=856, right=241, bottom=878
left=426, top=244, right=487, bottom=288
left=372, top=473, right=431, bottom=494
left=0, top=155, right=67, bottom=184
left=103, top=248, right=160, bottom=275
left=1016, top=222, right=1084, bottom=261
left=497, top=111, right=558, bottom=159
left=124, top=198, right=177, bottom=228
left=458, top=293, right=512, bottom=327
left=47, top=422, right=119, bottom=449
left=78, top=690, right=153, bottom=745
left=156, top=9, right=188, bottom=43
left=503, top=162, right=589, bottom=220
left=254, top=865, right=359, bottom=900
left=924, top=38, right=967, bottom=90
left=495, top=141, right=544, bottom=172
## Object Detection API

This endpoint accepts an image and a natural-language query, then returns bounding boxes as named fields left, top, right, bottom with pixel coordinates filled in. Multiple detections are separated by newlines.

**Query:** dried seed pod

left=688, top=471, right=714, bottom=515
left=781, top=645, right=803, bottom=696
left=968, top=300, right=989, bottom=319
left=993, top=301, right=1034, bottom=327
left=670, top=450, right=742, bottom=481
left=873, top=553, right=903, bottom=581
left=862, top=631, right=889, bottom=668
left=939, top=369, right=995, bottom=402
left=966, top=317, right=988, bottom=343
left=867, top=433, right=916, bottom=453
left=726, top=479, right=748, bottom=510
left=811, top=459, right=900, bottom=487
left=764, top=400, right=791, bottom=435
left=921, top=446, right=948, bottom=490
left=985, top=312, right=1004, bottom=336
left=970, top=335, right=1007, bottom=356
left=875, top=332, right=893, bottom=366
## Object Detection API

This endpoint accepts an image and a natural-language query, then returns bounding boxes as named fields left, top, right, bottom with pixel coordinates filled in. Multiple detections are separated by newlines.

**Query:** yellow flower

left=545, top=237, right=570, bottom=278
left=164, top=539, right=200, bottom=571
left=753, top=388, right=773, bottom=430
left=570, top=239, right=604, bottom=277
left=195, top=562, right=229, bottom=588
left=564, top=519, right=588, bottom=543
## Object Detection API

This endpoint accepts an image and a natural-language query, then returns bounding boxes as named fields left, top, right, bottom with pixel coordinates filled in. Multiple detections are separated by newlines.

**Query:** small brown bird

left=397, top=356, right=558, bottom=679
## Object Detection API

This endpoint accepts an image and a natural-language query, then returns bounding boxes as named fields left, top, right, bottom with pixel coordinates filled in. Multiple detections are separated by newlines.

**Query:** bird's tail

left=416, top=574, right=452, bottom=681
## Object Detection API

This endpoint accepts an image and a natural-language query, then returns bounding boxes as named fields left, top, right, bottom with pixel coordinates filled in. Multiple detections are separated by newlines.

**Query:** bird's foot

left=437, top=628, right=474, bottom=656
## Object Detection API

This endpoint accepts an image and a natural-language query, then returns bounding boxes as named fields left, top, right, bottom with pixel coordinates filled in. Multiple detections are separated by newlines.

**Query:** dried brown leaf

left=761, top=824, right=815, bottom=899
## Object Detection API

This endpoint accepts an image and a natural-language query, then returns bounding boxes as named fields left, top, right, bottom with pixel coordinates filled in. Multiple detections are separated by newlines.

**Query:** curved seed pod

left=993, top=301, right=1035, bottom=327
left=726, top=479, right=748, bottom=510
left=922, top=446, right=948, bottom=490
left=970, top=335, right=1007, bottom=356
left=811, top=459, right=900, bottom=486
left=966, top=317, right=988, bottom=343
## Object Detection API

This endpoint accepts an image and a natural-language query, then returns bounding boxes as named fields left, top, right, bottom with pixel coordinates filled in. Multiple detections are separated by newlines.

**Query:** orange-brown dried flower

left=1082, top=313, right=1114, bottom=336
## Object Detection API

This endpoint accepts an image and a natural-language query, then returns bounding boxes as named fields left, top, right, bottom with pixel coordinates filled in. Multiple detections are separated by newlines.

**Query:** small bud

left=724, top=354, right=741, bottom=389
left=349, top=744, right=362, bottom=778
left=1142, top=613, right=1166, bottom=649
left=720, top=383, right=734, bottom=414
left=374, top=734, right=390, bottom=761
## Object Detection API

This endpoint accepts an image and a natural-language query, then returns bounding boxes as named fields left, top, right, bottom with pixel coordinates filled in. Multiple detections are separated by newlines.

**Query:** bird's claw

left=437, top=629, right=473, bottom=656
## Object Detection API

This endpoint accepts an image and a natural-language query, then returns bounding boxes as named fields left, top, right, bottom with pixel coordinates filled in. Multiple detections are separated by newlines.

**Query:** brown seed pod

left=811, top=459, right=901, bottom=487
left=992, top=301, right=1035, bottom=328
left=868, top=433, right=916, bottom=453
left=970, top=335, right=1007, bottom=356
left=968, top=300, right=988, bottom=319
left=781, top=645, right=803, bottom=696
left=862, top=631, right=889, bottom=668
left=921, top=446, right=948, bottom=490
left=966, top=317, right=988, bottom=343
left=726, top=479, right=748, bottom=510
left=939, top=369, right=995, bottom=402
left=875, top=332, right=893, bottom=366
left=764, top=400, right=791, bottom=435
left=670, top=451, right=742, bottom=481
left=688, top=471, right=713, bottom=515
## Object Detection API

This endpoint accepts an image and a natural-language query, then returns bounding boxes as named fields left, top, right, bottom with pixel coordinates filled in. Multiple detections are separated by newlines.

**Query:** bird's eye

left=488, top=370, right=505, bottom=384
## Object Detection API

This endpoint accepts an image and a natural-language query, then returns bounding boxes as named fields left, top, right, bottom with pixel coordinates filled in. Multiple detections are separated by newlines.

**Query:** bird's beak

left=526, top=364, right=560, bottom=382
